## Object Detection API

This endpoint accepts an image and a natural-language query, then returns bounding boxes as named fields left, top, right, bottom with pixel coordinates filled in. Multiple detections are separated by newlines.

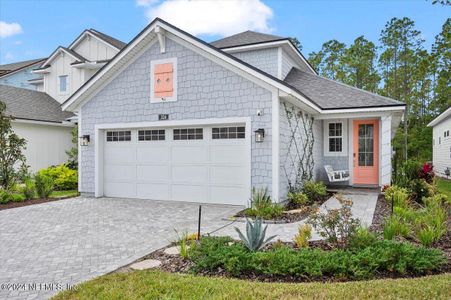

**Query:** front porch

left=315, top=112, right=403, bottom=188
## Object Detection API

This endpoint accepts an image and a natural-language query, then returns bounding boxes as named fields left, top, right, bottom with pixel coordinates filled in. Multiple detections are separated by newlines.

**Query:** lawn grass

left=49, top=190, right=79, bottom=198
left=53, top=270, right=451, bottom=300
left=437, top=177, right=451, bottom=200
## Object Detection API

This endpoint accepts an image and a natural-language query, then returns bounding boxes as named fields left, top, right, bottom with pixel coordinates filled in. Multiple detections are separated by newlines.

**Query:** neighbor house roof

left=0, top=58, right=46, bottom=77
left=428, top=107, right=451, bottom=127
left=0, top=85, right=73, bottom=123
left=283, top=68, right=405, bottom=110
left=210, top=30, right=286, bottom=49
left=88, top=29, right=127, bottom=50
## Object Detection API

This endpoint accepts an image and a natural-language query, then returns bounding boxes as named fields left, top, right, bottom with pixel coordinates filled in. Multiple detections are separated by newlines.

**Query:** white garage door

left=102, top=125, right=249, bottom=205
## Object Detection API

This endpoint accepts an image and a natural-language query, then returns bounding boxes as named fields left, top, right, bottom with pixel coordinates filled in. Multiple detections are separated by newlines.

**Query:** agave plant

left=235, top=218, right=276, bottom=251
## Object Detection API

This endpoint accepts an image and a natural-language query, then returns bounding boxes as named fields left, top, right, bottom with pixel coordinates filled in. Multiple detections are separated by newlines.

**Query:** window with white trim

left=323, top=120, right=347, bottom=156
left=58, top=75, right=68, bottom=93
left=138, top=130, right=165, bottom=141
left=328, top=123, right=343, bottom=152
left=444, top=130, right=450, bottom=138
left=173, top=128, right=203, bottom=140
left=106, top=131, right=131, bottom=142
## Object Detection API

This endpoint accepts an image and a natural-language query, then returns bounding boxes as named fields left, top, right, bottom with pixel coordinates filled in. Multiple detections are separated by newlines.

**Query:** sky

left=0, top=0, right=449, bottom=64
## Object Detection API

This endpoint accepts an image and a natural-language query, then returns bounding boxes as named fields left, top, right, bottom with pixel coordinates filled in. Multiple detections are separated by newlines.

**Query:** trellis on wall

left=282, top=102, right=315, bottom=192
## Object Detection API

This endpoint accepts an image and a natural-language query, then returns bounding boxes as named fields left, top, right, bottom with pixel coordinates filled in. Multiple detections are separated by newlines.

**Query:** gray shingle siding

left=231, top=48, right=279, bottom=78
left=80, top=37, right=273, bottom=195
left=279, top=100, right=323, bottom=200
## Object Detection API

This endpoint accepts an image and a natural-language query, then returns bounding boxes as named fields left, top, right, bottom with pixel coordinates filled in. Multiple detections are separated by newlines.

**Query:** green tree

left=290, top=37, right=302, bottom=51
left=0, top=101, right=28, bottom=190
left=431, top=18, right=451, bottom=114
left=379, top=17, right=425, bottom=161
left=310, top=40, right=346, bottom=81
left=341, top=36, right=380, bottom=92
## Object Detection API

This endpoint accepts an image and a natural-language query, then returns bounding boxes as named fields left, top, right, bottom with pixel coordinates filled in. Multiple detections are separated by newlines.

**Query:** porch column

left=381, top=115, right=392, bottom=186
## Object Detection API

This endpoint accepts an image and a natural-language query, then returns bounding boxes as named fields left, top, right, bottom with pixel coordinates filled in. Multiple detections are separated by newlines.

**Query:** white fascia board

left=317, top=106, right=405, bottom=118
left=63, top=20, right=322, bottom=114
left=427, top=107, right=451, bottom=127
left=31, top=68, right=50, bottom=74
left=41, top=47, right=80, bottom=68
left=12, top=119, right=75, bottom=127
left=72, top=61, right=107, bottom=69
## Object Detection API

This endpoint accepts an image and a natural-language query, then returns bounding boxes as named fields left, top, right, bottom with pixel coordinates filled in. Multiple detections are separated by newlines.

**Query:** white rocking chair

left=324, top=165, right=350, bottom=182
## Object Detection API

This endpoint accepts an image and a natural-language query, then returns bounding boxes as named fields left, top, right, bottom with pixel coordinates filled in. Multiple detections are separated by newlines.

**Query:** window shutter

left=154, top=63, right=173, bottom=98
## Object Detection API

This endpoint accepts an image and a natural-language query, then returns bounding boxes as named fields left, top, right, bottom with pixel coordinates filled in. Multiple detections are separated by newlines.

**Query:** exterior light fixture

left=80, top=135, right=90, bottom=146
left=254, top=128, right=265, bottom=143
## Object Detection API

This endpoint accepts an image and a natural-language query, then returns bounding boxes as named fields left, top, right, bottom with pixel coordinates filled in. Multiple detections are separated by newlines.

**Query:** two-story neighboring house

left=0, top=58, right=46, bottom=90
left=63, top=18, right=405, bottom=204
left=0, top=29, right=125, bottom=172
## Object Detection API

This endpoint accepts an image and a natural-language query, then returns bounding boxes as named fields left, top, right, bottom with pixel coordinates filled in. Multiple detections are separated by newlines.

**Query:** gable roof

left=0, top=58, right=46, bottom=76
left=62, top=18, right=404, bottom=114
left=284, top=68, right=404, bottom=110
left=428, top=107, right=451, bottom=127
left=210, top=31, right=286, bottom=49
left=87, top=29, right=127, bottom=50
left=0, top=85, right=73, bottom=123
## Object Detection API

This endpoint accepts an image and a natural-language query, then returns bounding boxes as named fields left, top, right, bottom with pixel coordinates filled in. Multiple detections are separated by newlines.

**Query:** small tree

left=0, top=101, right=27, bottom=190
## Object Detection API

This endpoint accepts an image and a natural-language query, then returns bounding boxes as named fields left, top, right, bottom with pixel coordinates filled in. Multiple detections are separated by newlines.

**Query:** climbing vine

left=282, top=102, right=315, bottom=192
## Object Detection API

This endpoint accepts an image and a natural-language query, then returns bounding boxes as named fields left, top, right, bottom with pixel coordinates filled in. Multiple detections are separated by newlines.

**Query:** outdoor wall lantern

left=80, top=135, right=90, bottom=146
left=254, top=128, right=265, bottom=143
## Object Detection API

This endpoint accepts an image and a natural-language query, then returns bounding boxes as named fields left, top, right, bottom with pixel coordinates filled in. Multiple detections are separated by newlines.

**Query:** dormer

left=211, top=30, right=316, bottom=80
left=33, top=29, right=125, bottom=103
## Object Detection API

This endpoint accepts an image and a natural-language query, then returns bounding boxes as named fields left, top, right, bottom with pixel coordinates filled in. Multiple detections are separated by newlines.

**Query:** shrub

left=348, top=227, right=378, bottom=249
left=235, top=218, right=276, bottom=251
left=11, top=193, right=25, bottom=202
left=302, top=181, right=327, bottom=202
left=384, top=185, right=409, bottom=208
left=287, top=192, right=309, bottom=207
left=0, top=189, right=12, bottom=204
left=35, top=174, right=54, bottom=199
left=189, top=237, right=446, bottom=279
left=38, top=164, right=77, bottom=190
left=419, top=162, right=434, bottom=184
left=293, top=224, right=312, bottom=248
left=416, top=225, right=436, bottom=247
left=307, top=194, right=360, bottom=247
left=410, top=179, right=433, bottom=204
left=246, top=187, right=283, bottom=219
left=383, top=215, right=411, bottom=240
left=22, top=179, right=35, bottom=200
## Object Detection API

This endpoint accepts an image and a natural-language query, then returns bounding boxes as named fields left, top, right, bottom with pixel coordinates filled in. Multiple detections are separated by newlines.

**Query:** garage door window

left=173, top=128, right=203, bottom=140
left=138, top=130, right=165, bottom=141
left=212, top=127, right=245, bottom=139
left=106, top=131, right=131, bottom=142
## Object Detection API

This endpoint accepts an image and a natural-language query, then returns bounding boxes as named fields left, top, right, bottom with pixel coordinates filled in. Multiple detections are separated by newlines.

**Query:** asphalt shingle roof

left=88, top=29, right=127, bottom=49
left=284, top=68, right=404, bottom=109
left=0, top=58, right=46, bottom=76
left=0, top=85, right=73, bottom=123
left=210, top=30, right=286, bottom=48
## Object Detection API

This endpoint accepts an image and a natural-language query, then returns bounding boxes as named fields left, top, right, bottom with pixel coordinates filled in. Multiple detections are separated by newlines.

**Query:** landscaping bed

left=234, top=182, right=332, bottom=223
left=0, top=190, right=79, bottom=211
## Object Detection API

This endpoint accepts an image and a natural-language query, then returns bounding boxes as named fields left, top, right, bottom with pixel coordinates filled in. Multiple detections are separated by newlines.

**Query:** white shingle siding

left=80, top=37, right=273, bottom=195
left=231, top=48, right=279, bottom=78
left=432, top=116, right=451, bottom=178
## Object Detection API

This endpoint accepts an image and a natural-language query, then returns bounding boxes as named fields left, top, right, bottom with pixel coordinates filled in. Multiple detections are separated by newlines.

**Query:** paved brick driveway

left=0, top=197, right=242, bottom=300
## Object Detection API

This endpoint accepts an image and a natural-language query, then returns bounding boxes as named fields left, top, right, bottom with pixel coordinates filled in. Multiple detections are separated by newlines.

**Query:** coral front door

left=353, top=120, right=379, bottom=185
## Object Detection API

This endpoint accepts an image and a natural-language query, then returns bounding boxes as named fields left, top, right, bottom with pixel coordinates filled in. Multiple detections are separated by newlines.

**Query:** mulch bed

left=369, top=193, right=391, bottom=233
left=233, top=192, right=333, bottom=224
left=0, top=195, right=78, bottom=211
